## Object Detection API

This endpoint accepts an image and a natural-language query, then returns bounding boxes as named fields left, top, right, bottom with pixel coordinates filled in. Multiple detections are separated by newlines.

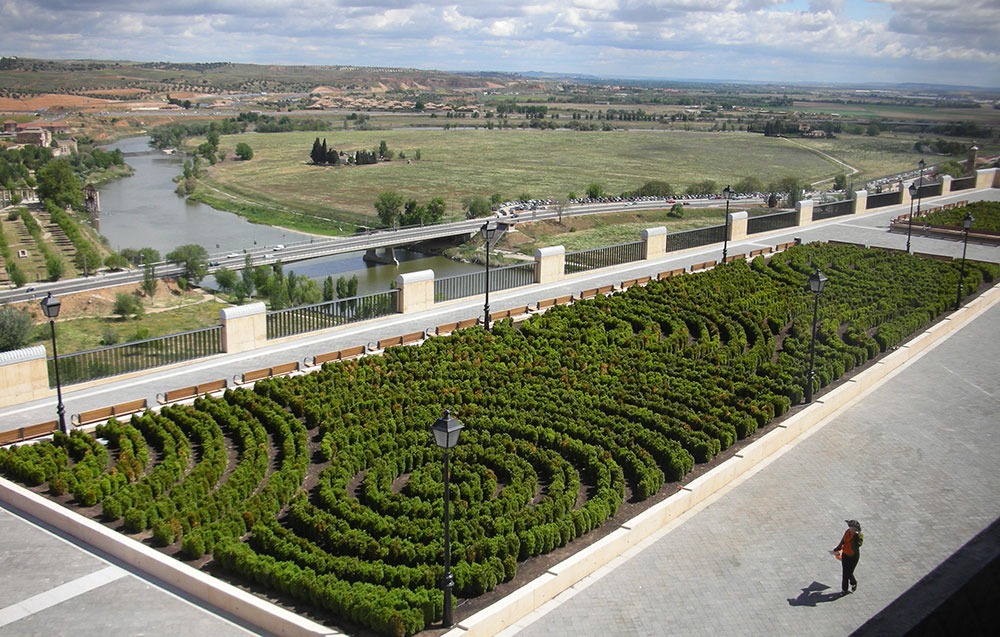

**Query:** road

left=0, top=197, right=748, bottom=305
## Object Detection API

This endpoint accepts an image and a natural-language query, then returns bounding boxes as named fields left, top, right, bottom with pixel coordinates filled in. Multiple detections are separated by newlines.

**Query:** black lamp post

left=431, top=409, right=464, bottom=627
left=913, top=158, right=926, bottom=237
left=721, top=185, right=732, bottom=263
left=906, top=181, right=918, bottom=254
left=956, top=212, right=974, bottom=310
left=805, top=269, right=827, bottom=403
left=480, top=221, right=508, bottom=330
left=40, top=293, right=67, bottom=434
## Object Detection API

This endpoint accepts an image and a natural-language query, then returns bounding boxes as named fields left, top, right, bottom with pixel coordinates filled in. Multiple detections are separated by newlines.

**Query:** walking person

left=831, top=519, right=862, bottom=594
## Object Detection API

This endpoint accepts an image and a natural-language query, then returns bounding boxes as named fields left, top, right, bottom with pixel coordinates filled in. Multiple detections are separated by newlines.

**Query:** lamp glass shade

left=808, top=269, right=828, bottom=294
left=431, top=410, right=464, bottom=449
left=918, top=158, right=926, bottom=170
left=963, top=213, right=974, bottom=230
left=40, top=293, right=61, bottom=319
left=909, top=182, right=918, bottom=196
left=722, top=185, right=732, bottom=199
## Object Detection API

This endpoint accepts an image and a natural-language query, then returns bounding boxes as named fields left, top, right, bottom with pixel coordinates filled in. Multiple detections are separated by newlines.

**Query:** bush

left=0, top=305, right=33, bottom=352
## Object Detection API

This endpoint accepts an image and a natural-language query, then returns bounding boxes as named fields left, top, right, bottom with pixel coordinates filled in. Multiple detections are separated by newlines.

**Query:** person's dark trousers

left=842, top=554, right=859, bottom=592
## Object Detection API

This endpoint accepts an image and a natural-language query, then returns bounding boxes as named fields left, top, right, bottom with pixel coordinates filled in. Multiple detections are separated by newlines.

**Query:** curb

left=445, top=283, right=1000, bottom=637
left=0, top=479, right=341, bottom=636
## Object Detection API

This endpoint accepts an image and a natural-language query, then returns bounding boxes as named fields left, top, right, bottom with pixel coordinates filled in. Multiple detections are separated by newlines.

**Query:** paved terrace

left=1, top=187, right=999, bottom=635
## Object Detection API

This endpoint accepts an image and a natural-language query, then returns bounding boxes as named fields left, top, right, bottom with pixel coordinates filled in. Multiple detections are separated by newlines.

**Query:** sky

left=1, top=0, right=999, bottom=88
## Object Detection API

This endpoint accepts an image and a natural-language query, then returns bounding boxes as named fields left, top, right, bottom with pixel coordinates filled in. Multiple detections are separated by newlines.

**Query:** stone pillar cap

left=220, top=302, right=266, bottom=320
left=397, top=269, right=434, bottom=285
left=535, top=245, right=566, bottom=258
left=0, top=345, right=46, bottom=367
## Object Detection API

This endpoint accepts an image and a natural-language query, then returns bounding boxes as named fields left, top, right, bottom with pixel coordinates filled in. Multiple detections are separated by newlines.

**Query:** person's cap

left=845, top=519, right=861, bottom=530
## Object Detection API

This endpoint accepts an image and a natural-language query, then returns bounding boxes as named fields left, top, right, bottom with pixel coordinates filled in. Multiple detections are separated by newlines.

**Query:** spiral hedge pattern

left=2, top=243, right=996, bottom=636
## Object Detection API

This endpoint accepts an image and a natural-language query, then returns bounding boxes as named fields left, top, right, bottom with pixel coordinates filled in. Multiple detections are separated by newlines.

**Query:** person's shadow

left=788, top=581, right=845, bottom=606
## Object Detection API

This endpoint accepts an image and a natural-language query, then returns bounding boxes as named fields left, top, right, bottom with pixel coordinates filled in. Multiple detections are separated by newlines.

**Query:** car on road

left=209, top=261, right=220, bottom=267
left=272, top=245, right=285, bottom=251
left=226, top=253, right=239, bottom=258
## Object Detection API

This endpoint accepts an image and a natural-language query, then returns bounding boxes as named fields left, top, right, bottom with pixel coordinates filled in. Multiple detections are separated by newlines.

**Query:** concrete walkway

left=507, top=279, right=1000, bottom=636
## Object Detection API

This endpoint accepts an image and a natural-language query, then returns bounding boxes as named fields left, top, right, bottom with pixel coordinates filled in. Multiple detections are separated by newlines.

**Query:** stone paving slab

left=0, top=506, right=261, bottom=636
left=511, top=290, right=1000, bottom=636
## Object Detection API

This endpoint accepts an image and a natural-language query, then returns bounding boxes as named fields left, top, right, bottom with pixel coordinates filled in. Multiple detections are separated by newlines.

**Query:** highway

left=0, top=196, right=748, bottom=305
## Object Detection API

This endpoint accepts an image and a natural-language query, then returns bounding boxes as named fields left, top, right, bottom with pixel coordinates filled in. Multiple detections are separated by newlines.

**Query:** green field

left=199, top=129, right=876, bottom=232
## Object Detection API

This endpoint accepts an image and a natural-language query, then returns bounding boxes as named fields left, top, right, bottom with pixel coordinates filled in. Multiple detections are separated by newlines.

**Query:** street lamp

left=721, top=185, right=732, bottom=263
left=480, top=221, right=508, bottom=330
left=805, top=269, right=827, bottom=403
left=906, top=182, right=918, bottom=254
left=40, top=293, right=67, bottom=434
left=913, top=159, right=926, bottom=242
left=955, top=212, right=974, bottom=310
left=430, top=409, right=465, bottom=627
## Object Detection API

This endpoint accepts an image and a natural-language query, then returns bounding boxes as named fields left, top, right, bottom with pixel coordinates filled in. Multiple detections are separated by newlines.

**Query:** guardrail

left=433, top=262, right=535, bottom=303
left=565, top=241, right=644, bottom=275
left=667, top=225, right=725, bottom=252
left=813, top=199, right=854, bottom=221
left=51, top=326, right=223, bottom=387
left=747, top=211, right=797, bottom=234
left=951, top=176, right=976, bottom=192
left=266, top=290, right=398, bottom=339
left=916, top=182, right=943, bottom=198
left=866, top=191, right=901, bottom=209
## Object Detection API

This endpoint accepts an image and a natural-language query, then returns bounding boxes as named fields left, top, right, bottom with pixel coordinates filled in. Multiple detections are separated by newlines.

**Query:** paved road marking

left=0, top=565, right=126, bottom=628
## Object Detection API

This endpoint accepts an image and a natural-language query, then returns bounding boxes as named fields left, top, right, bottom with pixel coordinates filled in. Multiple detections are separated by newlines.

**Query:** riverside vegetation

left=1, top=243, right=997, bottom=636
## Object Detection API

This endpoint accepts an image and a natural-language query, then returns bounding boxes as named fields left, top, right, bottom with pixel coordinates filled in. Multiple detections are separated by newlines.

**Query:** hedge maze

left=2, top=243, right=996, bottom=636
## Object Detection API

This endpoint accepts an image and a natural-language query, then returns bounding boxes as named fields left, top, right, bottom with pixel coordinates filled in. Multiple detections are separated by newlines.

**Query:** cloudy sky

left=2, top=0, right=998, bottom=87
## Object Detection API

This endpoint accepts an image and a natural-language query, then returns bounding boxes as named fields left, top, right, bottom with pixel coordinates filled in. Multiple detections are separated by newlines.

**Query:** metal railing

left=666, top=225, right=725, bottom=252
left=564, top=241, right=644, bottom=274
left=266, top=290, right=399, bottom=339
left=813, top=199, right=854, bottom=221
left=434, top=262, right=535, bottom=303
left=916, top=183, right=943, bottom=198
left=747, top=211, right=796, bottom=235
left=951, top=176, right=976, bottom=192
left=866, top=191, right=901, bottom=209
left=50, top=325, right=223, bottom=387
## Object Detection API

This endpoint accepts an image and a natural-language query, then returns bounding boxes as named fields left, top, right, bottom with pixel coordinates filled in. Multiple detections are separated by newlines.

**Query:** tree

left=113, top=293, right=144, bottom=320
left=374, top=191, right=404, bottom=228
left=45, top=254, right=64, bottom=281
left=310, top=137, right=323, bottom=164
left=0, top=305, right=33, bottom=352
left=335, top=276, right=348, bottom=299
left=587, top=183, right=604, bottom=199
left=205, top=129, right=220, bottom=150
left=638, top=180, right=674, bottom=197
left=234, top=143, right=254, bottom=161
left=104, top=253, right=126, bottom=270
left=463, top=195, right=491, bottom=219
left=346, top=274, right=358, bottom=298
left=733, top=176, right=765, bottom=194
left=36, top=159, right=82, bottom=209
left=833, top=173, right=848, bottom=191
left=138, top=247, right=160, bottom=265
left=166, top=244, right=209, bottom=284
left=214, top=266, right=238, bottom=293
left=774, top=176, right=804, bottom=207
left=668, top=202, right=685, bottom=218
left=425, top=197, right=446, bottom=224
left=323, top=275, right=335, bottom=302
left=197, top=142, right=217, bottom=164
left=490, top=193, right=504, bottom=205
left=685, top=180, right=718, bottom=196
left=141, top=264, right=157, bottom=297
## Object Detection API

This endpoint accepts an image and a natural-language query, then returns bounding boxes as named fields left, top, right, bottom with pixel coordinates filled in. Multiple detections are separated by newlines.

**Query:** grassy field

left=792, top=101, right=1000, bottom=124
left=200, top=128, right=855, bottom=232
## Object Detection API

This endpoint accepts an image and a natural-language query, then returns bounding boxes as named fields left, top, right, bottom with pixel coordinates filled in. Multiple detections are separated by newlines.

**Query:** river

left=97, top=136, right=482, bottom=294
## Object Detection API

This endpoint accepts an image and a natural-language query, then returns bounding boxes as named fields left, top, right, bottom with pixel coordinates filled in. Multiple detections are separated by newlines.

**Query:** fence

left=916, top=182, right=943, bottom=198
left=866, top=191, right=901, bottom=209
left=266, top=290, right=399, bottom=339
left=434, top=262, right=536, bottom=303
left=747, top=211, right=797, bottom=235
left=666, top=225, right=726, bottom=252
left=51, top=325, right=223, bottom=387
left=564, top=241, right=645, bottom=275
left=951, top=176, right=976, bottom=192
left=813, top=199, right=854, bottom=221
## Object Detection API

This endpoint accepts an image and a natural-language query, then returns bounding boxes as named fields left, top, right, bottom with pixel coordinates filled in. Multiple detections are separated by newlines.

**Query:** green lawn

left=30, top=300, right=227, bottom=356
left=199, top=129, right=844, bottom=232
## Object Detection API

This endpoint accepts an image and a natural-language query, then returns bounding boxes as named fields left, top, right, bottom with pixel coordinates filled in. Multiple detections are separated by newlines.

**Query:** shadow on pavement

left=787, top=581, right=845, bottom=606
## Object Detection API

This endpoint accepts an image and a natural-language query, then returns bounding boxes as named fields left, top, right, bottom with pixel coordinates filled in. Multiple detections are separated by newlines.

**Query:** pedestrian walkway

left=507, top=287, right=1000, bottom=636
left=0, top=502, right=261, bottom=636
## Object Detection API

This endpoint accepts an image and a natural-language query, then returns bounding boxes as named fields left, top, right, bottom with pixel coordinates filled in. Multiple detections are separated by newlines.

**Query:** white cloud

left=0, top=0, right=996, bottom=85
